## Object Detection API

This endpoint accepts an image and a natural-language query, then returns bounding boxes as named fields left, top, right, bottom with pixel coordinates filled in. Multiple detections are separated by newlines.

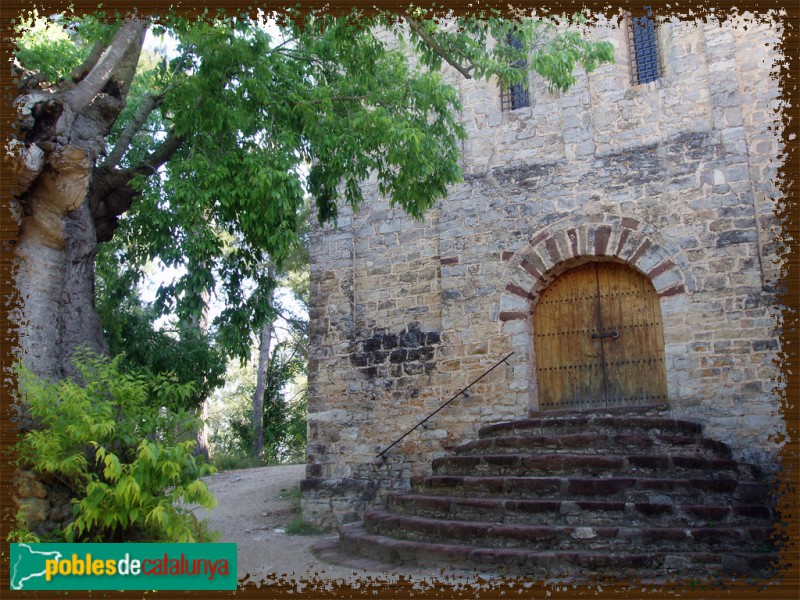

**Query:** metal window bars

left=501, top=82, right=530, bottom=112
left=500, top=32, right=530, bottom=111
left=628, top=12, right=661, bottom=85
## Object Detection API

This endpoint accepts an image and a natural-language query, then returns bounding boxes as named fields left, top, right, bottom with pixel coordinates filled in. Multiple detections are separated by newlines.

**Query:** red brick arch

left=495, top=215, right=695, bottom=323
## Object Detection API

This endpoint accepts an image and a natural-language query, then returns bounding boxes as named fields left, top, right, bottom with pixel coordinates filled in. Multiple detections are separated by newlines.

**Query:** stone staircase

left=319, top=408, right=779, bottom=582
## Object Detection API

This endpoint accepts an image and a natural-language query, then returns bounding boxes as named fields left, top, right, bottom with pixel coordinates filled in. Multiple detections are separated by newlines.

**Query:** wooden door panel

left=597, top=263, right=642, bottom=405
left=596, top=263, right=668, bottom=407
left=534, top=264, right=604, bottom=410
left=534, top=262, right=668, bottom=411
left=569, top=266, right=605, bottom=408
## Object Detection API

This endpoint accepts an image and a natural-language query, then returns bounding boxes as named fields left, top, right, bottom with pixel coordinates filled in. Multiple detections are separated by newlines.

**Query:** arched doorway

left=533, top=261, right=668, bottom=411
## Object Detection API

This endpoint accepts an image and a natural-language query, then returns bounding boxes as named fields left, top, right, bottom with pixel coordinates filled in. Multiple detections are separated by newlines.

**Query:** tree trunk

left=14, top=147, right=106, bottom=382
left=195, top=401, right=211, bottom=461
left=13, top=19, right=148, bottom=382
left=252, top=320, right=274, bottom=459
left=193, top=287, right=212, bottom=461
left=61, top=199, right=109, bottom=376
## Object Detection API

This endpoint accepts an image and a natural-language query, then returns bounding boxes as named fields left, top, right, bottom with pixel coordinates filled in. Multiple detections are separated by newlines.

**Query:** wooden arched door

left=533, top=262, right=668, bottom=411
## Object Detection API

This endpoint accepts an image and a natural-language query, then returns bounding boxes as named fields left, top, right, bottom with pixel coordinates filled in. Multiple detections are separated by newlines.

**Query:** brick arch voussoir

left=495, top=216, right=693, bottom=325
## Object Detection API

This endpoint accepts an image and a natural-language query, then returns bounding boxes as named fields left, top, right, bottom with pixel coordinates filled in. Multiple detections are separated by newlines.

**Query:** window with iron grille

left=500, top=32, right=530, bottom=111
left=628, top=13, right=661, bottom=85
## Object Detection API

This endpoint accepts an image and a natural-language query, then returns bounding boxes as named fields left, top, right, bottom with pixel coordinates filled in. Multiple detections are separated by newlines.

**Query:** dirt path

left=196, top=464, right=447, bottom=587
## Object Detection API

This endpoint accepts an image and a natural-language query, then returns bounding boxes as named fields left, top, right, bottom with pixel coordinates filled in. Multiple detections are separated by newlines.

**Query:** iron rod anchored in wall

left=375, top=352, right=515, bottom=460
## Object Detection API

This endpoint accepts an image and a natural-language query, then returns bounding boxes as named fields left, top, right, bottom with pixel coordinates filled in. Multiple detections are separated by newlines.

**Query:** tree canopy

left=11, top=6, right=614, bottom=374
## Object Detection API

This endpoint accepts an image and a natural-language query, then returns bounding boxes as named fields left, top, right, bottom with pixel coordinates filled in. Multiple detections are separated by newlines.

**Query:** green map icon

left=10, top=543, right=63, bottom=590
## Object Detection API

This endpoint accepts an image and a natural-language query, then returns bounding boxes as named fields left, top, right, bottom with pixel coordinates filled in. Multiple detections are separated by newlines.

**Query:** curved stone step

left=328, top=410, right=777, bottom=581
left=455, top=432, right=732, bottom=459
left=417, top=475, right=771, bottom=505
left=386, top=493, right=773, bottom=527
left=339, top=522, right=777, bottom=580
left=363, top=510, right=775, bottom=554
left=479, top=417, right=703, bottom=440
left=431, top=453, right=759, bottom=479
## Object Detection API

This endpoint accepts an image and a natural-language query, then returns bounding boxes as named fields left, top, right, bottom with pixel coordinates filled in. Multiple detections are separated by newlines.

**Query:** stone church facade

left=301, top=16, right=785, bottom=529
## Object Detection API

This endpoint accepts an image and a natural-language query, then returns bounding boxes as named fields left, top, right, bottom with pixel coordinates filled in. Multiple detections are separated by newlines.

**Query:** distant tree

left=208, top=331, right=308, bottom=464
left=250, top=205, right=309, bottom=458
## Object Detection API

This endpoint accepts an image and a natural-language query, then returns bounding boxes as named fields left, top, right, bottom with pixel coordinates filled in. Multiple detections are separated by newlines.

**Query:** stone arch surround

left=492, top=213, right=697, bottom=412
left=495, top=214, right=696, bottom=323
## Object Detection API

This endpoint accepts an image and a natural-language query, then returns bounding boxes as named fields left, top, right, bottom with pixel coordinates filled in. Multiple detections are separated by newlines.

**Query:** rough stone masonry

left=302, top=15, right=786, bottom=529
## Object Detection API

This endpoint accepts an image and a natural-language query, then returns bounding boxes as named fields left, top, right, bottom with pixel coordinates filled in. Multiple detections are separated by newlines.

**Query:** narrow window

left=500, top=32, right=529, bottom=111
left=628, top=13, right=661, bottom=85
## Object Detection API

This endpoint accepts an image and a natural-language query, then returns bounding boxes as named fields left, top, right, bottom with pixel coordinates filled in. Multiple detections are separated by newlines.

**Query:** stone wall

left=15, top=470, right=74, bottom=538
left=302, top=16, right=785, bottom=529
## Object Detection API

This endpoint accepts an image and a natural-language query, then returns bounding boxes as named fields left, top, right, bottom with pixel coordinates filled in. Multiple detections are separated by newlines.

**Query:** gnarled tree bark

left=13, top=20, right=148, bottom=381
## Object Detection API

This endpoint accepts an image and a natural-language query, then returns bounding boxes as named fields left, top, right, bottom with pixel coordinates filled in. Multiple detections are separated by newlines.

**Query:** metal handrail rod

left=375, top=351, right=515, bottom=460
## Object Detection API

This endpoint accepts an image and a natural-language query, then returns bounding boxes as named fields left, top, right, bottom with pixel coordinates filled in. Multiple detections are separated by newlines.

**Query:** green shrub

left=16, top=351, right=218, bottom=542
left=8, top=510, right=41, bottom=543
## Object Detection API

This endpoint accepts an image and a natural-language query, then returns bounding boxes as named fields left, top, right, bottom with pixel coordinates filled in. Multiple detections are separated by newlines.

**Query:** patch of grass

left=284, top=514, right=323, bottom=536
left=278, top=484, right=322, bottom=536
left=278, top=486, right=302, bottom=501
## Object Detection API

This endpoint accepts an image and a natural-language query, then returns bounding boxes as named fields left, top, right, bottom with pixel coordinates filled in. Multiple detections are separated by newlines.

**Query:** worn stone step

left=479, top=417, right=704, bottom=440
left=362, top=510, right=774, bottom=554
left=417, top=475, right=771, bottom=505
left=528, top=405, right=671, bottom=419
left=386, top=493, right=773, bottom=527
left=339, top=522, right=777, bottom=580
left=455, top=432, right=732, bottom=459
left=431, top=453, right=759, bottom=479
left=330, top=410, right=778, bottom=581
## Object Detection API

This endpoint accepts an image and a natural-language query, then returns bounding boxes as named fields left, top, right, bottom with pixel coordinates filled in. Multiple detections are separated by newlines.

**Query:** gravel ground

left=196, top=464, right=455, bottom=588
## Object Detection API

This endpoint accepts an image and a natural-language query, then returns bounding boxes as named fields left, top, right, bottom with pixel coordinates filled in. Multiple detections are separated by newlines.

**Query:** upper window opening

left=500, top=31, right=530, bottom=111
left=628, top=13, right=661, bottom=85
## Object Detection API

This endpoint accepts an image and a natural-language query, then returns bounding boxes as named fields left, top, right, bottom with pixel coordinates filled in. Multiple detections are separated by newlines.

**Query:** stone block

left=17, top=471, right=48, bottom=499
left=19, top=498, right=50, bottom=524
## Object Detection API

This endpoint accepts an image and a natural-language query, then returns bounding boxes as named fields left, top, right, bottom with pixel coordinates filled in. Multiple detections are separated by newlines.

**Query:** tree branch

left=102, top=92, right=164, bottom=168
left=70, top=40, right=105, bottom=83
left=88, top=130, right=183, bottom=242
left=405, top=17, right=474, bottom=79
left=271, top=36, right=298, bottom=51
left=109, top=24, right=148, bottom=103
left=132, top=129, right=184, bottom=175
left=62, top=19, right=148, bottom=114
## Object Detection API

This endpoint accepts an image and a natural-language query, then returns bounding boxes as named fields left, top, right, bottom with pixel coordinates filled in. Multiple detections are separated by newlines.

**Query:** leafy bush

left=16, top=352, right=217, bottom=542
left=8, top=510, right=41, bottom=544
left=14, top=10, right=96, bottom=81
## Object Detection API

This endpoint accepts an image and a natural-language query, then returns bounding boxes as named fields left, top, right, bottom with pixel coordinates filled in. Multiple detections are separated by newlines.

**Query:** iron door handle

left=591, top=330, right=620, bottom=340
